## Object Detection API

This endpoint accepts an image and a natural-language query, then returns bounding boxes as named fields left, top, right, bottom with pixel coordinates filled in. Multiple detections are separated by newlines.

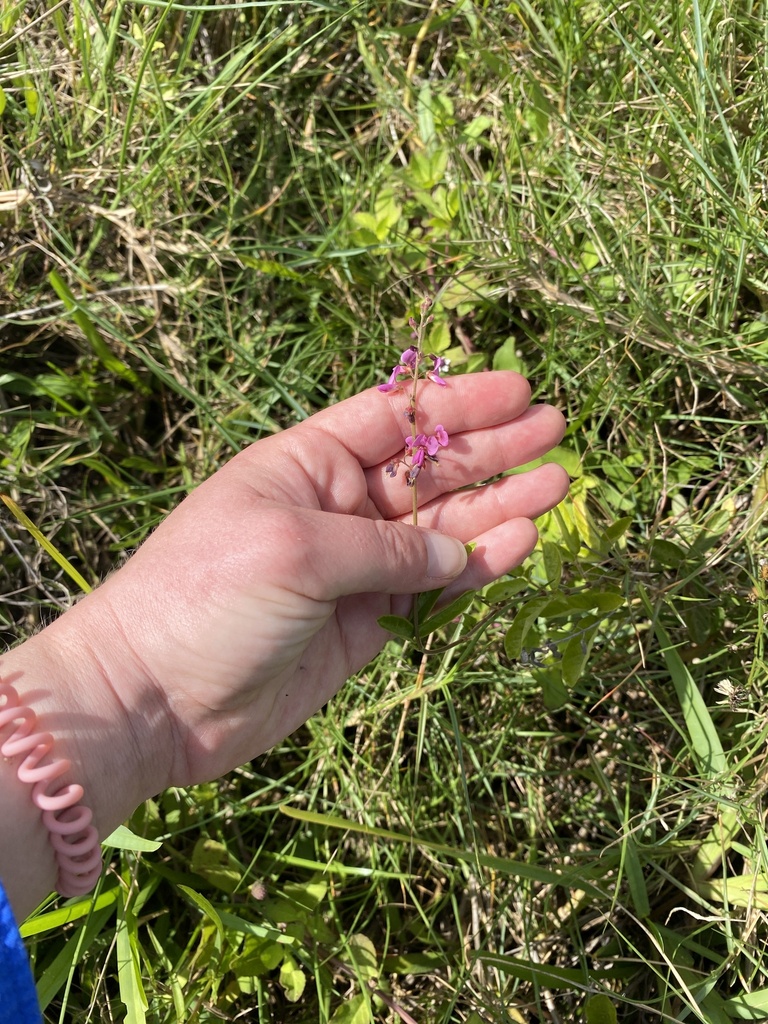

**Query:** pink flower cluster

left=386, top=425, right=449, bottom=487
left=379, top=331, right=450, bottom=487
left=377, top=346, right=447, bottom=394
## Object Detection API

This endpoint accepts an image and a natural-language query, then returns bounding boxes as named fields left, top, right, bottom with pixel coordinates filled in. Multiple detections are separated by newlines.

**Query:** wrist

left=0, top=589, right=174, bottom=917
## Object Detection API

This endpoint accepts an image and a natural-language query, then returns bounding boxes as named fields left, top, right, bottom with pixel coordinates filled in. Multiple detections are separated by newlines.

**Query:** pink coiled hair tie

left=0, top=678, right=102, bottom=897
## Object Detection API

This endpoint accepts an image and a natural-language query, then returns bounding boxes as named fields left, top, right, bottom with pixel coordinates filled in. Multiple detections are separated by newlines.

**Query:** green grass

left=2, top=0, right=768, bottom=1020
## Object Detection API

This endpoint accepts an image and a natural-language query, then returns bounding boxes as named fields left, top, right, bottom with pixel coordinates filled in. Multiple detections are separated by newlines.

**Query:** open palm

left=93, top=372, right=569, bottom=786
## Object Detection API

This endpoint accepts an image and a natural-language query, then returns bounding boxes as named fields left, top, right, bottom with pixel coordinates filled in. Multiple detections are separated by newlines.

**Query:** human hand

left=60, top=372, right=569, bottom=790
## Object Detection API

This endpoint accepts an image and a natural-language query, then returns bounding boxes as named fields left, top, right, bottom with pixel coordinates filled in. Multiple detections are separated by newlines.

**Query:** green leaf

left=484, top=577, right=528, bottom=602
left=419, top=590, right=474, bottom=636
left=35, top=905, right=115, bottom=1011
left=476, top=952, right=589, bottom=989
left=417, top=82, right=435, bottom=148
left=47, top=270, right=146, bottom=392
left=24, top=80, right=38, bottom=115
left=603, top=516, right=633, bottom=543
left=21, top=888, right=119, bottom=938
left=561, top=632, right=593, bottom=687
left=463, top=114, right=494, bottom=139
left=280, top=805, right=608, bottom=900
left=504, top=595, right=556, bottom=660
left=283, top=878, right=327, bottom=913
left=231, top=935, right=285, bottom=977
left=0, top=85, right=6, bottom=117
left=279, top=953, right=306, bottom=1002
left=378, top=614, right=415, bottom=640
left=438, top=271, right=487, bottom=310
left=103, top=825, right=162, bottom=853
left=722, top=986, right=768, bottom=1020
left=346, top=933, right=378, bottom=983
left=540, top=671, right=570, bottom=710
left=541, top=541, right=562, bottom=585
left=691, top=808, right=740, bottom=882
left=116, top=890, right=148, bottom=1024
left=492, top=337, right=528, bottom=374
left=639, top=586, right=727, bottom=778
left=585, top=994, right=618, bottom=1024
left=329, top=993, right=371, bottom=1024
left=190, top=838, right=243, bottom=894
left=177, top=885, right=224, bottom=936
left=416, top=586, right=444, bottom=622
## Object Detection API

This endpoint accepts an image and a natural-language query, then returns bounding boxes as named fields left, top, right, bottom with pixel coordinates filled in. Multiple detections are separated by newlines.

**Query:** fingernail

left=423, top=532, right=467, bottom=579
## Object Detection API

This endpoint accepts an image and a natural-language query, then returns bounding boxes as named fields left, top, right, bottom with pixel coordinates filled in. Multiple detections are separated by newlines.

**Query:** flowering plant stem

left=377, top=298, right=451, bottom=648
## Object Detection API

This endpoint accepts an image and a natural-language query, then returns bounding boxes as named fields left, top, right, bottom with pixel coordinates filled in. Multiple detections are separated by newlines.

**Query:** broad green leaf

left=329, top=993, right=371, bottom=1024
left=438, top=271, right=487, bottom=310
left=697, top=875, right=768, bottom=910
left=216, top=909, right=296, bottom=946
left=0, top=85, right=6, bottom=116
left=603, top=516, right=633, bottom=543
left=540, top=671, right=570, bottom=710
left=492, top=336, right=528, bottom=374
left=484, top=577, right=528, bottom=602
left=382, top=952, right=445, bottom=975
left=504, top=595, right=556, bottom=660
left=416, top=586, right=444, bottom=622
left=283, top=878, right=327, bottom=913
left=427, top=318, right=451, bottom=352
left=649, top=539, right=687, bottom=569
left=419, top=590, right=474, bottom=636
left=561, top=632, right=593, bottom=687
left=723, top=987, right=768, bottom=1020
left=103, top=825, right=162, bottom=853
left=691, top=808, right=740, bottom=882
left=352, top=211, right=385, bottom=239
left=541, top=541, right=562, bottom=585
left=231, top=935, right=285, bottom=977
left=463, top=114, right=494, bottom=139
left=585, top=994, right=618, bottom=1024
left=378, top=614, right=415, bottom=640
left=346, top=933, right=378, bottom=983
left=191, top=838, right=243, bottom=894
left=279, top=953, right=306, bottom=1002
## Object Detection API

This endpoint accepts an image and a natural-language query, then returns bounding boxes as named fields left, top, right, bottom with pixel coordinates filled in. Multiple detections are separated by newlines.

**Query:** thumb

left=299, top=513, right=468, bottom=601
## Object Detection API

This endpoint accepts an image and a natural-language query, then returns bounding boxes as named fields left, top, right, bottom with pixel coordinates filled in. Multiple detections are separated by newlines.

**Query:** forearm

left=0, top=593, right=172, bottom=921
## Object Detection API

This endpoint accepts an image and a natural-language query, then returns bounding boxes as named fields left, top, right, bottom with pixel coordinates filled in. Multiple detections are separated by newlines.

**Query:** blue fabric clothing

left=0, top=879, right=42, bottom=1024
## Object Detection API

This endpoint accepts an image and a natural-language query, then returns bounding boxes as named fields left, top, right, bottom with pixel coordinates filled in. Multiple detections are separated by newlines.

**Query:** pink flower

left=403, top=427, right=450, bottom=484
left=377, top=365, right=407, bottom=393
left=401, top=346, right=419, bottom=369
left=426, top=355, right=447, bottom=386
left=377, top=348, right=419, bottom=393
left=433, top=424, right=449, bottom=447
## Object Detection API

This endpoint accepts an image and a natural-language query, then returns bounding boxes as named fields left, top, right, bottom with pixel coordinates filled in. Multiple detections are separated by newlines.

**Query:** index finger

left=303, top=371, right=533, bottom=467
